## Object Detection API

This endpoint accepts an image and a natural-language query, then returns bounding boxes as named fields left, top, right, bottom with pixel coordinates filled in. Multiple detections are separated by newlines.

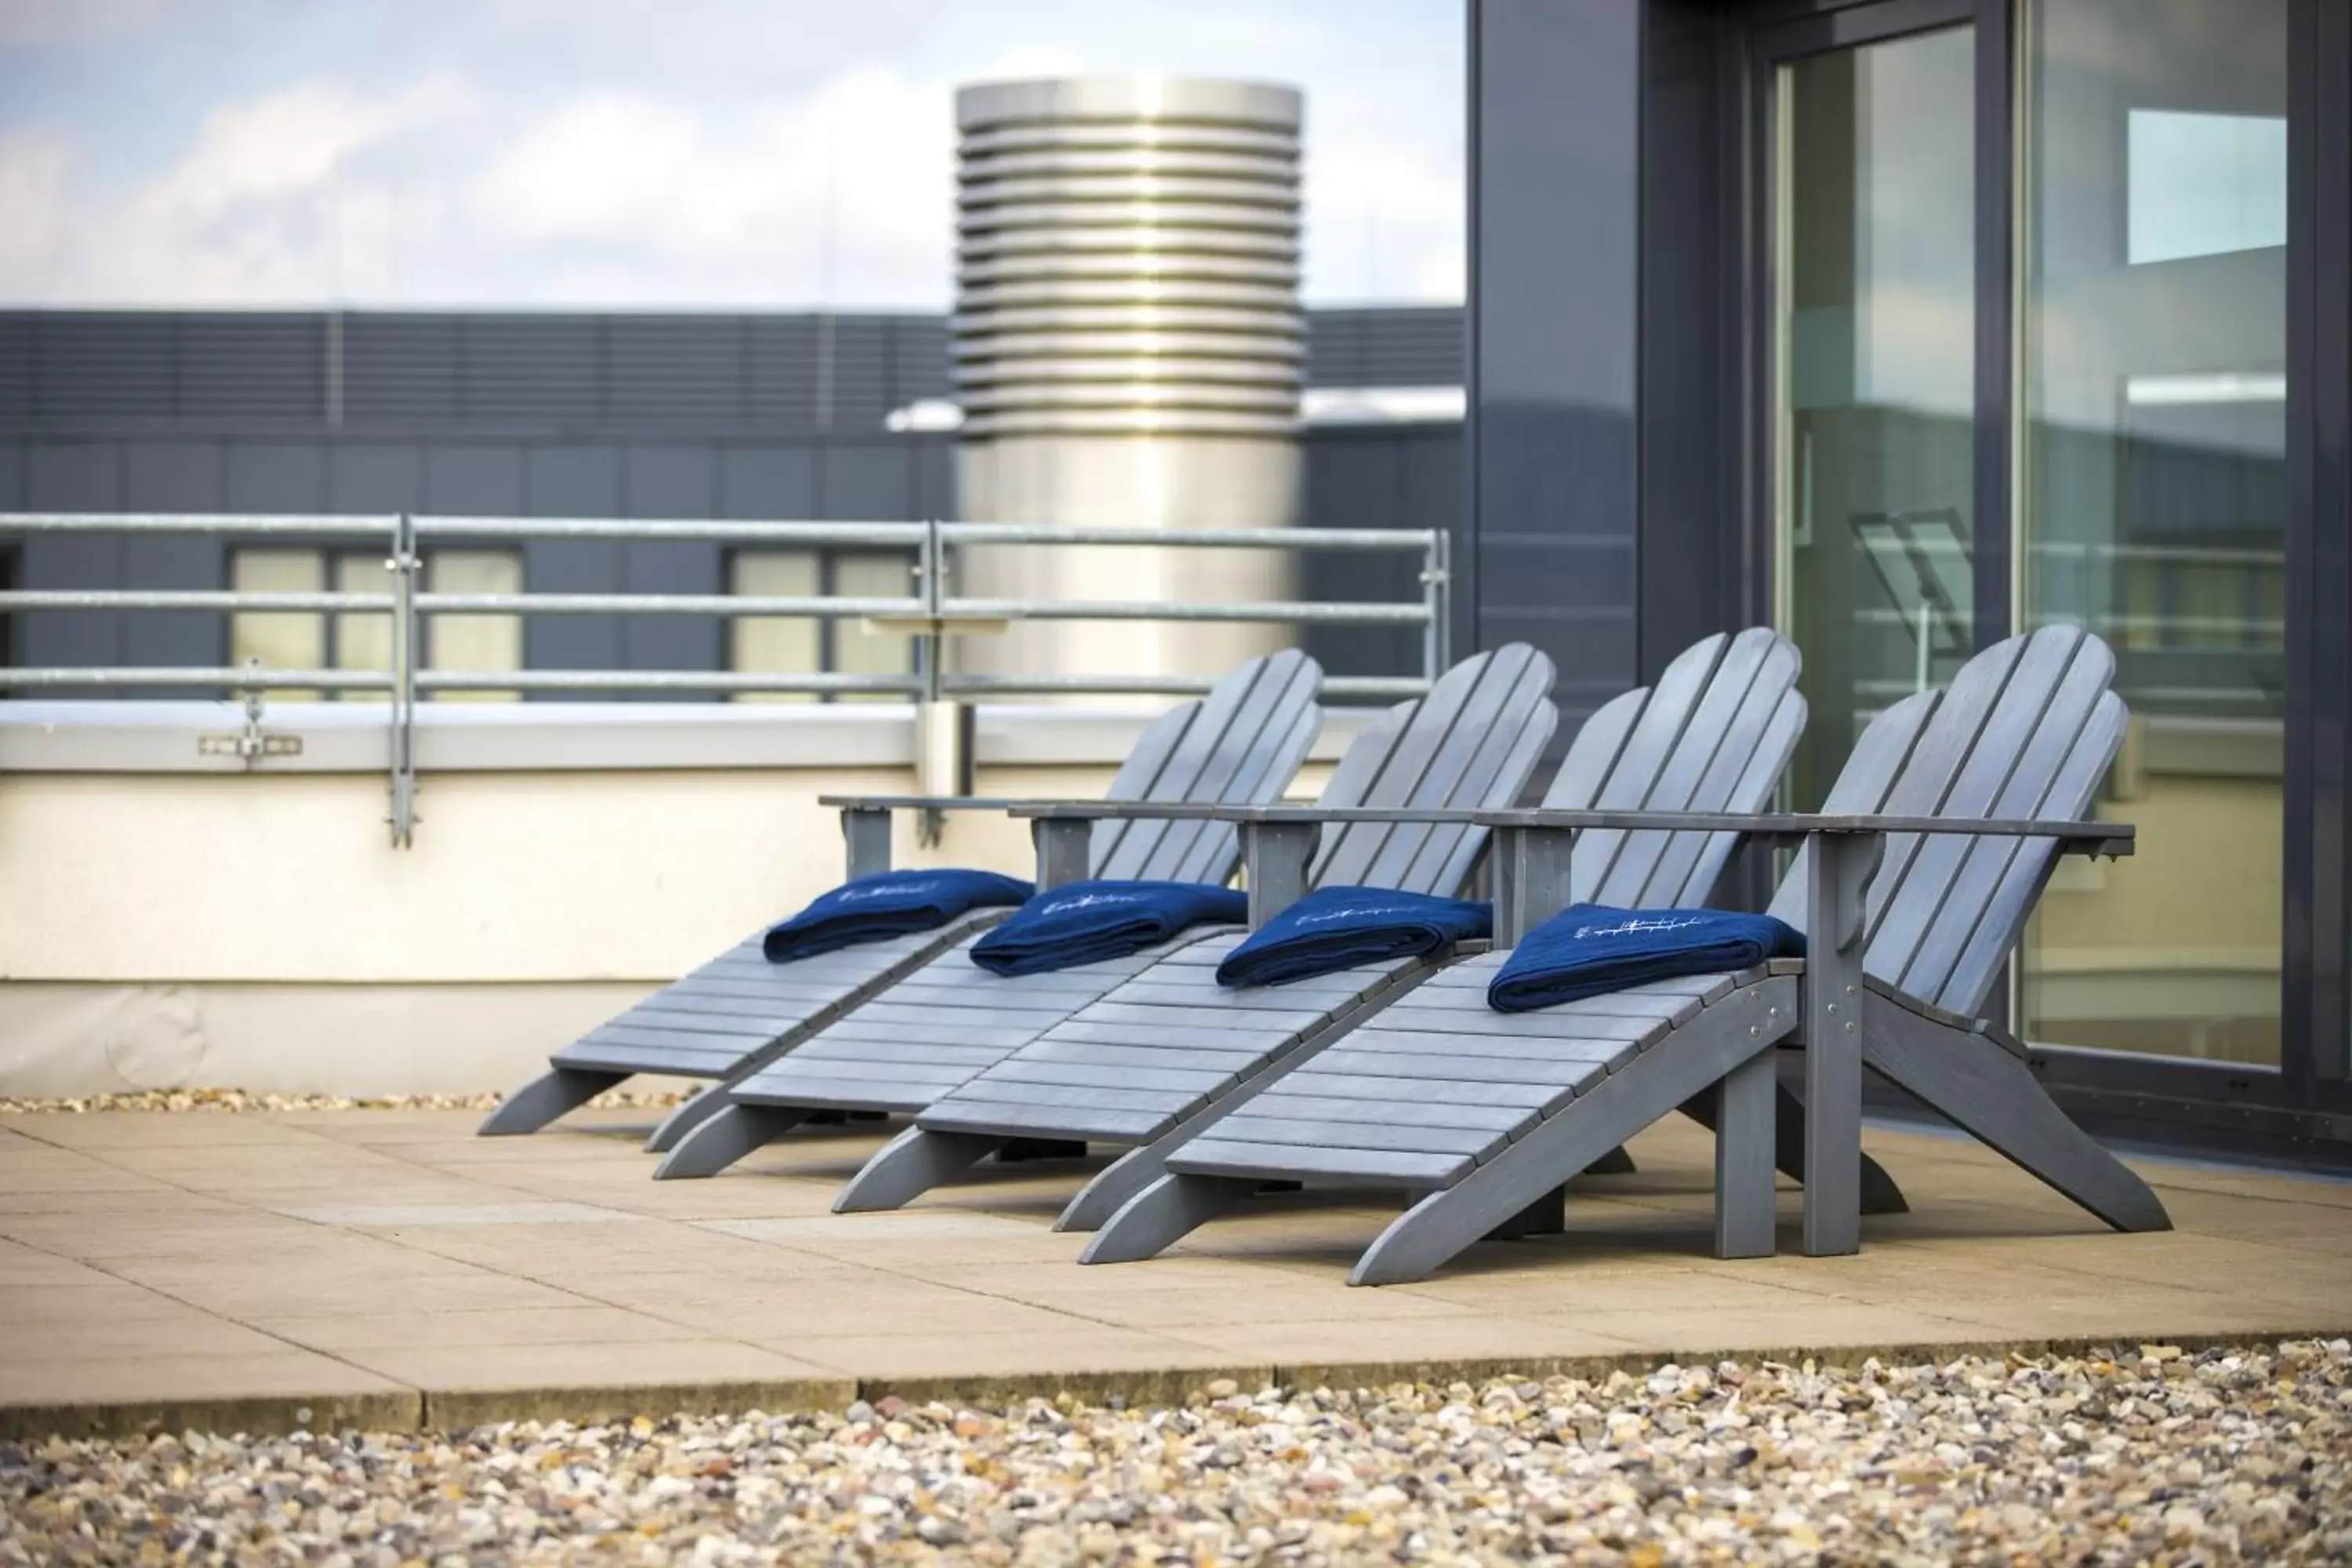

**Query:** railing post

left=913, top=517, right=954, bottom=848
left=387, top=513, right=420, bottom=848
left=1422, top=528, right=1452, bottom=685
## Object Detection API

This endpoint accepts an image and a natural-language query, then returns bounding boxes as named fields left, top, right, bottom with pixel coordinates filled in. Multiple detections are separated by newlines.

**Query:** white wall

left=0, top=700, right=1351, bottom=1096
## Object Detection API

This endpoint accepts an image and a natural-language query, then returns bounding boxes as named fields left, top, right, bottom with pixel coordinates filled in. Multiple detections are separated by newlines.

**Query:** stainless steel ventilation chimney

left=951, top=76, right=1305, bottom=691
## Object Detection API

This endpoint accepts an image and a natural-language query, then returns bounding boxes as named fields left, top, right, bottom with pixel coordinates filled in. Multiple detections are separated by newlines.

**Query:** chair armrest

left=1472, top=808, right=2132, bottom=859
left=1009, top=801, right=1489, bottom=825
left=821, top=794, right=1070, bottom=813
left=826, top=796, right=1104, bottom=879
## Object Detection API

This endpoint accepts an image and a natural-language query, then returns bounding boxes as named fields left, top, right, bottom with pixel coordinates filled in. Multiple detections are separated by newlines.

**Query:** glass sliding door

left=1772, top=23, right=1978, bottom=810
left=2016, top=0, right=2288, bottom=1065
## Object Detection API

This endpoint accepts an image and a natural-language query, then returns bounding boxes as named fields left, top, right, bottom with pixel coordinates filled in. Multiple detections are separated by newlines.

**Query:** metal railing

left=0, top=511, right=1450, bottom=846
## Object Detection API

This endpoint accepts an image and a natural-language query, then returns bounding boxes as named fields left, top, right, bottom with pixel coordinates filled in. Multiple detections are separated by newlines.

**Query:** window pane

left=730, top=550, right=818, bottom=704
left=2017, top=0, right=2287, bottom=1065
left=1775, top=25, right=1977, bottom=810
left=426, top=550, right=522, bottom=703
left=333, top=552, right=392, bottom=704
left=230, top=548, right=323, bottom=701
left=831, top=552, right=916, bottom=703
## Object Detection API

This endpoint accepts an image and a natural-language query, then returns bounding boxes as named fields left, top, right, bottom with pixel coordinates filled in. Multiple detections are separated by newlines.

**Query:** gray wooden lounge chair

left=1081, top=624, right=2169, bottom=1283
left=652, top=644, right=1562, bottom=1179
left=836, top=626, right=1813, bottom=1226
left=477, top=648, right=1323, bottom=1138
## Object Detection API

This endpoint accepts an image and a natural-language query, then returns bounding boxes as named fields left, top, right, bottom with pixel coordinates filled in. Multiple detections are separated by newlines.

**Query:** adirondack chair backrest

left=1305, top=643, right=1560, bottom=896
left=1091, top=648, right=1324, bottom=884
left=1545, top=626, right=1807, bottom=909
left=1766, top=624, right=2126, bottom=1016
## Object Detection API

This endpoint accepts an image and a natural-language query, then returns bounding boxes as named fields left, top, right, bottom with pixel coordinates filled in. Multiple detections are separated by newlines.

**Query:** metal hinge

left=198, top=663, right=302, bottom=768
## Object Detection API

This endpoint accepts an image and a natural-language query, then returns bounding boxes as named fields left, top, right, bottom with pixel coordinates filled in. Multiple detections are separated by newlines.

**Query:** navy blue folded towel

left=1487, top=903, right=1805, bottom=1013
left=970, top=879, right=1248, bottom=977
left=762, top=868, right=1034, bottom=963
left=1214, top=885, right=1491, bottom=988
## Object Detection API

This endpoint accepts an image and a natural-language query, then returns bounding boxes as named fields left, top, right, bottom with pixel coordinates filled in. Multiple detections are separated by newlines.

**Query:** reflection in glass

left=2017, top=0, right=2287, bottom=1064
left=1774, top=24, right=1976, bottom=809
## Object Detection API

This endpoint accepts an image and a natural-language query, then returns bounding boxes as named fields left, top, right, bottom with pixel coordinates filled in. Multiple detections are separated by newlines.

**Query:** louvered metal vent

left=951, top=78, right=1305, bottom=441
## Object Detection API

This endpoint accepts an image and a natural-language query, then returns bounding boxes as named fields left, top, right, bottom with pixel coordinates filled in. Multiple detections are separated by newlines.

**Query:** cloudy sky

left=0, top=0, right=1464, bottom=311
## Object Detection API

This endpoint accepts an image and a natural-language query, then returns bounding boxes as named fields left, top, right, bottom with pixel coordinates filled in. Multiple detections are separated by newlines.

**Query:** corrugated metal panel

left=889, top=315, right=953, bottom=405
left=822, top=316, right=898, bottom=429
left=0, top=307, right=1468, bottom=431
left=459, top=315, right=601, bottom=425
left=747, top=316, right=823, bottom=426
left=1304, top=307, right=1464, bottom=388
left=34, top=314, right=176, bottom=420
left=179, top=313, right=323, bottom=420
left=343, top=314, right=461, bottom=423
left=0, top=317, right=33, bottom=420
left=605, top=314, right=747, bottom=425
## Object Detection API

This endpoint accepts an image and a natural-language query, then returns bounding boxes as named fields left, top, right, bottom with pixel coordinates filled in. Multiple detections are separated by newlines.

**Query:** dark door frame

left=1722, top=0, right=2352, bottom=1160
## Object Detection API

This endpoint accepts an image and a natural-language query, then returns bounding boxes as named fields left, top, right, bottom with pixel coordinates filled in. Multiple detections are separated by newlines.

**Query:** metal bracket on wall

left=387, top=514, right=421, bottom=848
left=198, top=659, right=303, bottom=766
left=867, top=521, right=1007, bottom=848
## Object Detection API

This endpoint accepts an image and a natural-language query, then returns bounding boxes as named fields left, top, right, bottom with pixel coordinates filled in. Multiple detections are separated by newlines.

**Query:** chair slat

left=1886, top=636, right=2114, bottom=1001
left=1864, top=626, right=2096, bottom=982
left=1311, top=645, right=1554, bottom=887
left=1631, top=641, right=1806, bottom=906
left=1389, top=704, right=1559, bottom=895
left=1541, top=687, right=1646, bottom=812
left=1165, top=701, right=1323, bottom=884
left=1656, top=688, right=1809, bottom=907
left=1927, top=690, right=2129, bottom=1014
left=1098, top=648, right=1322, bottom=881
left=1569, top=632, right=1727, bottom=898
left=1370, top=652, right=1562, bottom=894
left=1767, top=690, right=1941, bottom=928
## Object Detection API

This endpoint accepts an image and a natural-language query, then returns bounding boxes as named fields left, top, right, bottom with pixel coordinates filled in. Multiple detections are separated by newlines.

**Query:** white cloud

left=0, top=72, right=477, bottom=304
left=0, top=129, right=72, bottom=271
left=466, top=62, right=956, bottom=305
left=0, top=1, right=1464, bottom=310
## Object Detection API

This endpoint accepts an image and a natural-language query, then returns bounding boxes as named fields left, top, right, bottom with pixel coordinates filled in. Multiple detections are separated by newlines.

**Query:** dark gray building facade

left=0, top=307, right=1462, bottom=690
left=1468, top=0, right=2349, bottom=1159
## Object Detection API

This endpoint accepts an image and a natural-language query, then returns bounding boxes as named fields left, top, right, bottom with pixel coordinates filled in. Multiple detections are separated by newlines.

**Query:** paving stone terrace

left=2, top=1106, right=2349, bottom=1439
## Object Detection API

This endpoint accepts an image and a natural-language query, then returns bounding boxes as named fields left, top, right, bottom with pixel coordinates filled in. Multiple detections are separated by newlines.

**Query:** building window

left=2016, top=0, right=2288, bottom=1065
left=229, top=546, right=523, bottom=702
left=425, top=550, right=523, bottom=702
left=729, top=550, right=821, bottom=704
left=728, top=549, right=915, bottom=701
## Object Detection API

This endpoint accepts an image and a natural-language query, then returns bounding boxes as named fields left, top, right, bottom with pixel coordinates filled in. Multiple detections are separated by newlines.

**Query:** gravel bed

left=5, top=1341, right=2348, bottom=1565
left=0, top=1087, right=691, bottom=1116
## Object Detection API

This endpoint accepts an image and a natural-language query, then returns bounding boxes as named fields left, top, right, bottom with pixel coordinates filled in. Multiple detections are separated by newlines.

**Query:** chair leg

left=1864, top=999, right=2172, bottom=1232
left=1679, top=1080, right=1911, bottom=1214
left=1079, top=1172, right=1257, bottom=1264
left=652, top=1103, right=811, bottom=1180
left=1352, top=995, right=1788, bottom=1286
left=1057, top=1144, right=1162, bottom=1233
left=1713, top=1047, right=1777, bottom=1258
left=477, top=1067, right=623, bottom=1136
left=642, top=1084, right=731, bottom=1152
left=1586, top=1145, right=1638, bottom=1175
left=833, top=1127, right=1004, bottom=1213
